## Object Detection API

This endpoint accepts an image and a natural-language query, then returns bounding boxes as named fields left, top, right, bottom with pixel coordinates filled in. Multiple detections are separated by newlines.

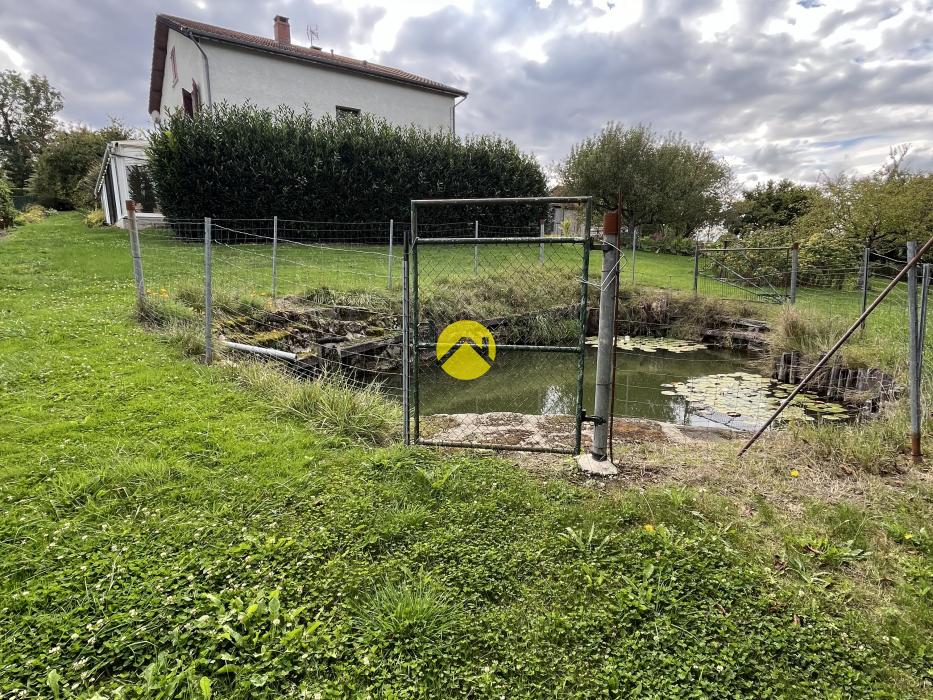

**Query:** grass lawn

left=1, top=213, right=931, bottom=697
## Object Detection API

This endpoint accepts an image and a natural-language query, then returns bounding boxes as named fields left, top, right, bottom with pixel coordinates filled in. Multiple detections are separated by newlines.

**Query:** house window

left=170, top=46, right=178, bottom=86
left=336, top=105, right=361, bottom=120
left=127, top=166, right=159, bottom=214
left=182, top=88, right=194, bottom=117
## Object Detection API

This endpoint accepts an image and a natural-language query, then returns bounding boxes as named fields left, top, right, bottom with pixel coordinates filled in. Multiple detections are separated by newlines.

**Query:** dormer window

left=170, top=46, right=178, bottom=86
left=336, top=105, right=361, bottom=120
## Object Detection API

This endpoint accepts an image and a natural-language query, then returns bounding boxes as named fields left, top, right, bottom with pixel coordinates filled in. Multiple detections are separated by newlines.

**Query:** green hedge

left=147, top=105, right=548, bottom=238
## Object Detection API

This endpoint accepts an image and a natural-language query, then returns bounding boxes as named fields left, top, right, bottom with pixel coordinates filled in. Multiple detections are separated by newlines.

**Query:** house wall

left=160, top=28, right=207, bottom=116
left=201, top=42, right=455, bottom=131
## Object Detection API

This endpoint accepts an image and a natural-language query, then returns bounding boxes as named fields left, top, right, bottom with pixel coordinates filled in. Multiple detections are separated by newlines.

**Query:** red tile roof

left=148, top=14, right=467, bottom=115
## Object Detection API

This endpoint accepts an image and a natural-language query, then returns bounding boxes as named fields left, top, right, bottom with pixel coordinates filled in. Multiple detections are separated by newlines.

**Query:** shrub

left=18, top=203, right=50, bottom=224
left=148, top=104, right=548, bottom=236
left=0, top=177, right=14, bottom=228
left=84, top=208, right=105, bottom=228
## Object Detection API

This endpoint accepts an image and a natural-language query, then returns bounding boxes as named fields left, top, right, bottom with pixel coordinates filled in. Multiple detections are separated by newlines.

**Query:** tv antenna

left=306, top=24, right=320, bottom=46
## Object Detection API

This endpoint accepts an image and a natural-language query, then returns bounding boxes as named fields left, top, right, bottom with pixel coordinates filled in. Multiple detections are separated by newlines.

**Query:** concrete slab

left=575, top=452, right=619, bottom=476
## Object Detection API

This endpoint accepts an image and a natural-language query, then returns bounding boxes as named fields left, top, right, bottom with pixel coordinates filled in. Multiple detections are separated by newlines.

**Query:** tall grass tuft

left=351, top=571, right=458, bottom=643
left=233, top=361, right=400, bottom=445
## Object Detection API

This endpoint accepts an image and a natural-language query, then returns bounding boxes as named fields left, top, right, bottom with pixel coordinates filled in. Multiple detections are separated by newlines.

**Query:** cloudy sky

left=2, top=0, right=931, bottom=186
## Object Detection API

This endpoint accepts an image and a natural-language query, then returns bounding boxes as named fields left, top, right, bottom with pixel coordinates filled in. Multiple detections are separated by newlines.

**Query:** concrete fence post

left=126, top=200, right=145, bottom=308
left=789, top=243, right=799, bottom=304
left=204, top=217, right=214, bottom=365
left=590, top=210, right=620, bottom=461
left=907, top=241, right=920, bottom=461
left=271, top=215, right=278, bottom=301
left=387, top=219, right=394, bottom=289
left=473, top=220, right=479, bottom=275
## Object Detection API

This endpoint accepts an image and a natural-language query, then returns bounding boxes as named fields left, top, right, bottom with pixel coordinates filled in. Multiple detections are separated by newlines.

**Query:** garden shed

left=94, top=140, right=161, bottom=227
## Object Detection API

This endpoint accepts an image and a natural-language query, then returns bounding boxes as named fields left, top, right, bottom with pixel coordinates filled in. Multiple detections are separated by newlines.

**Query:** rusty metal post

left=789, top=242, right=799, bottom=304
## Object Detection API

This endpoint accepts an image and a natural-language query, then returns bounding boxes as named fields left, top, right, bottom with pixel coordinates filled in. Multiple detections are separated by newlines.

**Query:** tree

left=31, top=121, right=132, bottom=209
left=724, top=179, right=817, bottom=236
left=559, top=122, right=732, bottom=238
left=0, top=175, right=15, bottom=228
left=0, top=70, right=63, bottom=191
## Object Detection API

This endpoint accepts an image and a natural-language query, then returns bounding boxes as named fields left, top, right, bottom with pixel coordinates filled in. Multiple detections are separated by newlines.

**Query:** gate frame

left=694, top=245, right=793, bottom=303
left=403, top=196, right=593, bottom=454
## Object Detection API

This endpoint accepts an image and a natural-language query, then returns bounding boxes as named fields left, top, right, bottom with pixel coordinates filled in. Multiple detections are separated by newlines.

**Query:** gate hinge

left=580, top=410, right=606, bottom=426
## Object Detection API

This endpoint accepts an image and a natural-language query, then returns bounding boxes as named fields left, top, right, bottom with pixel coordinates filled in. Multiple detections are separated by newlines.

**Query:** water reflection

left=417, top=345, right=852, bottom=430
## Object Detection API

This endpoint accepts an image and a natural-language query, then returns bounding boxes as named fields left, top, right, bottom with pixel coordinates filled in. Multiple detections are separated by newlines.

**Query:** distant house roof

left=148, top=14, right=468, bottom=115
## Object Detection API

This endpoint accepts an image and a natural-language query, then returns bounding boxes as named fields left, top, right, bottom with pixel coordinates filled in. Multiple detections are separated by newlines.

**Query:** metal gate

left=402, top=196, right=593, bottom=454
left=694, top=245, right=793, bottom=303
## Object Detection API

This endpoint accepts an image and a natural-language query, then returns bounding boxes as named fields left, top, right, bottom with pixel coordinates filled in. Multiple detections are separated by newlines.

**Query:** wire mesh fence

left=125, top=209, right=926, bottom=454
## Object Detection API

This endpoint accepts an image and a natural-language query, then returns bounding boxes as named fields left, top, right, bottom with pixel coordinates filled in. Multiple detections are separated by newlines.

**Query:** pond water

left=416, top=341, right=852, bottom=431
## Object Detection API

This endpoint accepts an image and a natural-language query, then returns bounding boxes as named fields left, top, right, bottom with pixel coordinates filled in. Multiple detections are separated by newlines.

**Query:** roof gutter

left=188, top=33, right=213, bottom=107
left=93, top=141, right=114, bottom=196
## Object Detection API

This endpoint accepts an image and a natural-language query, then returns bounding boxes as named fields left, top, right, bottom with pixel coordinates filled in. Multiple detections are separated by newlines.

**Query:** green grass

left=1, top=214, right=931, bottom=697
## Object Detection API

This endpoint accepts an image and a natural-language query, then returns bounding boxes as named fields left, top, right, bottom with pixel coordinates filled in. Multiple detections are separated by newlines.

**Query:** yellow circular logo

left=435, top=320, right=496, bottom=380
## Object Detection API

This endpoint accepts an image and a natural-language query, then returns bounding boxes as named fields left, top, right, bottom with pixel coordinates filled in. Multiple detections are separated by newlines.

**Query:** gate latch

left=580, top=410, right=606, bottom=426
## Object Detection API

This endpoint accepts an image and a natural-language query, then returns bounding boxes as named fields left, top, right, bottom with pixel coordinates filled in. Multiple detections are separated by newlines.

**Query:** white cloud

left=0, top=37, right=27, bottom=70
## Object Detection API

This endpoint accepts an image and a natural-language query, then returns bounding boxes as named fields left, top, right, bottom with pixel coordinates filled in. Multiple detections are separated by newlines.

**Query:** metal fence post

left=789, top=243, right=799, bottom=304
left=860, top=246, right=870, bottom=332
left=692, top=242, right=700, bottom=295
left=631, top=226, right=637, bottom=284
left=473, top=220, right=479, bottom=275
left=539, top=219, right=545, bottom=265
left=125, top=200, right=145, bottom=307
left=907, top=241, right=920, bottom=462
left=204, top=217, right=214, bottom=364
left=401, top=221, right=410, bottom=444
left=920, top=262, right=930, bottom=373
left=387, top=219, right=394, bottom=289
left=574, top=199, right=593, bottom=455
left=591, top=211, right=620, bottom=460
left=271, top=215, right=278, bottom=301
left=412, top=206, right=421, bottom=442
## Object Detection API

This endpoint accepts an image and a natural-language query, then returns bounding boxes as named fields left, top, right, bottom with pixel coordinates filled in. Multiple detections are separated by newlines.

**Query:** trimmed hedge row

left=147, top=105, right=548, bottom=237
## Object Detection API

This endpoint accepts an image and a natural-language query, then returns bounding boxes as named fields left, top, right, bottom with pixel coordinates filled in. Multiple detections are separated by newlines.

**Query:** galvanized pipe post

left=401, top=220, right=410, bottom=444
left=574, top=199, right=593, bottom=455
left=692, top=242, right=700, bottom=295
left=125, top=200, right=145, bottom=307
left=203, top=217, right=214, bottom=364
left=860, top=246, right=870, bottom=332
left=271, top=215, right=278, bottom=301
left=908, top=241, right=921, bottom=461
left=920, top=262, right=930, bottom=372
left=387, top=219, right=394, bottom=289
left=789, top=242, right=799, bottom=304
left=591, top=210, right=620, bottom=460
left=412, top=205, right=421, bottom=442
left=473, top=220, right=479, bottom=275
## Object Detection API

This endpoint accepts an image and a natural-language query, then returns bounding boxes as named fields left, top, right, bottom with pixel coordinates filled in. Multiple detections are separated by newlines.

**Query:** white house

left=97, top=13, right=468, bottom=226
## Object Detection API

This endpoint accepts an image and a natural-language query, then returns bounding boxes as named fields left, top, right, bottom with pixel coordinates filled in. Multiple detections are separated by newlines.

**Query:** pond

left=416, top=339, right=852, bottom=431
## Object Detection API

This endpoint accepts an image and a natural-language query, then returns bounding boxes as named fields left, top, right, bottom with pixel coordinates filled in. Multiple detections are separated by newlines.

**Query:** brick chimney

left=274, top=15, right=291, bottom=44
